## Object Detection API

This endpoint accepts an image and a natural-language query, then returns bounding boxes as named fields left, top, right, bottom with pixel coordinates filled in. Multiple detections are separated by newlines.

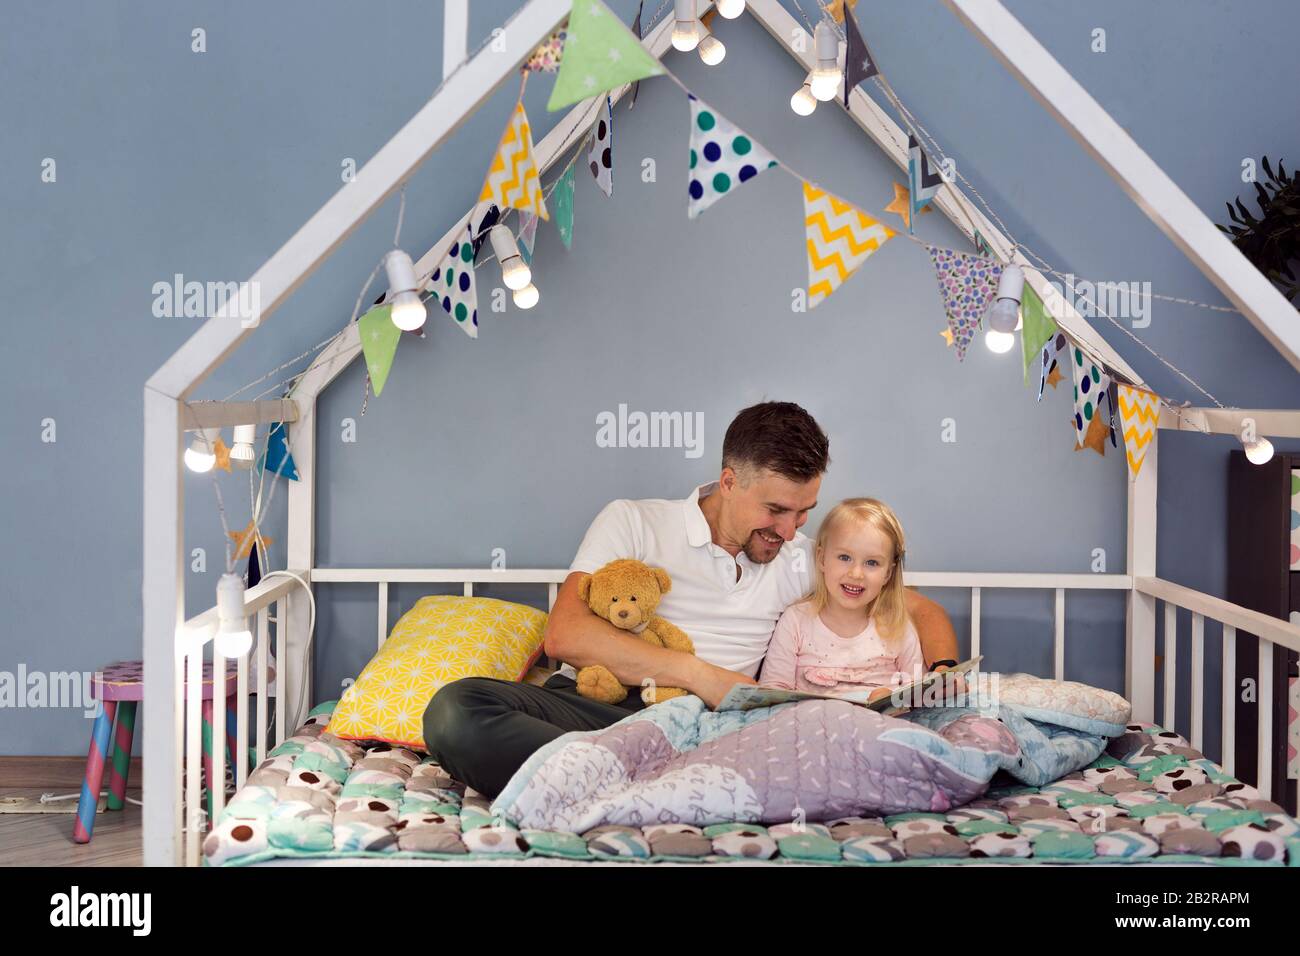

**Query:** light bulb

left=489, top=225, right=531, bottom=291
left=986, top=265, right=1024, bottom=333
left=229, top=424, right=256, bottom=470
left=811, top=19, right=840, bottom=101
left=1244, top=436, right=1275, bottom=465
left=390, top=291, right=427, bottom=331
left=985, top=329, right=1015, bottom=353
left=715, top=0, right=745, bottom=18
left=513, top=283, right=539, bottom=309
left=215, top=573, right=253, bottom=658
left=184, top=428, right=219, bottom=473
left=790, top=80, right=817, bottom=116
left=671, top=20, right=700, bottom=51
left=698, top=33, right=726, bottom=65
left=383, top=248, right=425, bottom=331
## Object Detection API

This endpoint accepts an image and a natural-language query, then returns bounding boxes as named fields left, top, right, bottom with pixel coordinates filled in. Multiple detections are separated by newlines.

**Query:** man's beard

left=742, top=530, right=782, bottom=564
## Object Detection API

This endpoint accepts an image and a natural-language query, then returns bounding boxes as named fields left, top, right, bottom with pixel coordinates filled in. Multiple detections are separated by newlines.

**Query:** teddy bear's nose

left=617, top=609, right=629, bottom=619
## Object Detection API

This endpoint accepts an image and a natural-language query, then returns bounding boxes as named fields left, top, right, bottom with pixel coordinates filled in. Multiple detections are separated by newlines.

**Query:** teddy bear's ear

left=653, top=567, right=672, bottom=595
left=577, top=574, right=592, bottom=604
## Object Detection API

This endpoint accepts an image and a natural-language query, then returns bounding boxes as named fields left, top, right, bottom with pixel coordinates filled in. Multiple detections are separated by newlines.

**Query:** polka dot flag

left=687, top=94, right=779, bottom=220
left=430, top=226, right=479, bottom=338
left=1069, top=342, right=1112, bottom=454
left=586, top=96, right=614, bottom=197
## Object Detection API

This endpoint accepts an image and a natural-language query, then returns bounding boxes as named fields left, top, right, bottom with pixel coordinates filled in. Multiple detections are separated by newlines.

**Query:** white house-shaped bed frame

left=142, top=0, right=1300, bottom=866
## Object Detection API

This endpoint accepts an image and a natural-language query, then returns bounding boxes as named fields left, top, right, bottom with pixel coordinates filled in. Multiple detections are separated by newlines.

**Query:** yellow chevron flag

left=804, top=182, right=895, bottom=308
left=1117, top=384, right=1161, bottom=478
left=481, top=102, right=549, bottom=221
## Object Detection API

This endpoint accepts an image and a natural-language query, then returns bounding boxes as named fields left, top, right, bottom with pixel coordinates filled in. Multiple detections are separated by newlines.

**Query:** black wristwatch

left=930, top=659, right=958, bottom=670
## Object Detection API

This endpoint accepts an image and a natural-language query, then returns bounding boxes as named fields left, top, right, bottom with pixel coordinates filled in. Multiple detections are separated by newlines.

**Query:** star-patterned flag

left=552, top=161, right=576, bottom=248
left=518, top=211, right=539, bottom=265
left=259, top=423, right=298, bottom=481
left=1067, top=341, right=1112, bottom=454
left=481, top=102, right=548, bottom=221
left=430, top=226, right=479, bottom=337
left=925, top=245, right=1003, bottom=361
left=1019, top=281, right=1057, bottom=384
left=359, top=305, right=401, bottom=396
left=803, top=182, right=895, bottom=308
left=908, top=134, right=944, bottom=233
left=628, top=1, right=644, bottom=109
left=1116, top=384, right=1161, bottom=478
left=547, top=0, right=664, bottom=112
left=843, top=7, right=878, bottom=107
left=1037, top=331, right=1068, bottom=400
left=687, top=94, right=779, bottom=219
left=469, top=202, right=501, bottom=260
left=587, top=96, right=614, bottom=197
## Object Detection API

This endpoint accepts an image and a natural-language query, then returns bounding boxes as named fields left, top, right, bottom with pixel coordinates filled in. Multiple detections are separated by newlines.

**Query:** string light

left=671, top=0, right=700, bottom=51
left=790, top=73, right=817, bottom=115
left=1244, top=435, right=1275, bottom=465
left=513, top=283, right=540, bottom=309
left=489, top=225, right=532, bottom=291
left=184, top=428, right=219, bottom=473
left=383, top=249, right=427, bottom=332
left=715, top=0, right=745, bottom=17
left=810, top=19, right=841, bottom=101
left=698, top=28, right=726, bottom=65
left=229, top=424, right=256, bottom=470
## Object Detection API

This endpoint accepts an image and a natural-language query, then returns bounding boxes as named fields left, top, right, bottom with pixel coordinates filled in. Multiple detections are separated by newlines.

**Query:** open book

left=717, top=657, right=983, bottom=714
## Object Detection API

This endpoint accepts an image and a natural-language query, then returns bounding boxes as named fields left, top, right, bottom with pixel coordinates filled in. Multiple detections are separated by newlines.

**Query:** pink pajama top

left=758, top=601, right=924, bottom=702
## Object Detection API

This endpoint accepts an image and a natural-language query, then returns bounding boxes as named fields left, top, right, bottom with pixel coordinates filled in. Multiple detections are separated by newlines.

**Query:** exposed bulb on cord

left=790, top=77, right=817, bottom=115
left=383, top=249, right=426, bottom=332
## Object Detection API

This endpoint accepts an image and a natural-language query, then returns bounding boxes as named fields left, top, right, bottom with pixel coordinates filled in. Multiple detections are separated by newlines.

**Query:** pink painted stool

left=74, top=659, right=251, bottom=844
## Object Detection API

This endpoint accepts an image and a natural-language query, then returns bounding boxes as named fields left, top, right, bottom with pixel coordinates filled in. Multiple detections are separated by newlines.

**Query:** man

left=423, top=402, right=960, bottom=797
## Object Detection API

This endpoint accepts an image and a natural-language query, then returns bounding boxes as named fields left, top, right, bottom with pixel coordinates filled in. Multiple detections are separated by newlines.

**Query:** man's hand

left=687, top=658, right=757, bottom=710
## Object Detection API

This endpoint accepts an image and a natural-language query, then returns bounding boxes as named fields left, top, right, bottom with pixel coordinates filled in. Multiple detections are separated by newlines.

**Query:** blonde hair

left=804, top=498, right=910, bottom=645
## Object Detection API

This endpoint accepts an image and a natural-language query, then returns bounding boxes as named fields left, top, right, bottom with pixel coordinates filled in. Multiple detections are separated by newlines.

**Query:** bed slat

left=1190, top=612, right=1204, bottom=750
left=1258, top=639, right=1273, bottom=796
left=1163, top=602, right=1177, bottom=732
left=1053, top=588, right=1065, bottom=681
left=1221, top=625, right=1235, bottom=774
left=378, top=582, right=389, bottom=650
left=970, top=587, right=980, bottom=660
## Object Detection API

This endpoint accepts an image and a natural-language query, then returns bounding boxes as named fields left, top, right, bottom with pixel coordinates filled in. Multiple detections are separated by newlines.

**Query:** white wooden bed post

left=140, top=0, right=572, bottom=866
left=1125, top=431, right=1157, bottom=723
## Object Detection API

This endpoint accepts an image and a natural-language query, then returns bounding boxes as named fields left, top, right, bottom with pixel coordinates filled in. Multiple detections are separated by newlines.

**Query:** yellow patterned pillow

left=325, top=594, right=548, bottom=749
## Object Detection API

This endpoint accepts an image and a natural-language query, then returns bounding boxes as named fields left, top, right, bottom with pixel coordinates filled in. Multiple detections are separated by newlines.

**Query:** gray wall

left=2, top=1, right=1296, bottom=757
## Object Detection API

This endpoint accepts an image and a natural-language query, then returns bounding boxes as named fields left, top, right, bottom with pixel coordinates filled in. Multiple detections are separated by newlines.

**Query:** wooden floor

left=0, top=757, right=142, bottom=866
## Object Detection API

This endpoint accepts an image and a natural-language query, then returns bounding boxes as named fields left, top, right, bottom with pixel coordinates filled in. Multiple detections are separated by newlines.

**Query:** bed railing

left=175, top=566, right=1299, bottom=865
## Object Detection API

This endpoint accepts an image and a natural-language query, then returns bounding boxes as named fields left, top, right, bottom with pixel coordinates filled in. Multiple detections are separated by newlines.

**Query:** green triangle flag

left=547, top=0, right=664, bottom=112
left=359, top=305, right=401, bottom=396
left=552, top=161, right=576, bottom=248
left=1019, top=282, right=1057, bottom=384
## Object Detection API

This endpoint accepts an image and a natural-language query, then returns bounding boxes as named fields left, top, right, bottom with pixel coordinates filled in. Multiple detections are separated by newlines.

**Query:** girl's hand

left=868, top=686, right=894, bottom=704
left=930, top=665, right=967, bottom=696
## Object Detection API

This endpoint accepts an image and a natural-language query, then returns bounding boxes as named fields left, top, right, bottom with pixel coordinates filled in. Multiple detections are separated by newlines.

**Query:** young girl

left=759, top=498, right=923, bottom=704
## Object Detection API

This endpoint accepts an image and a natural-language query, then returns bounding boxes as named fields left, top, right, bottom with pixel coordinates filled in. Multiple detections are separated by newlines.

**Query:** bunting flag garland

left=1106, top=380, right=1120, bottom=449
left=1037, top=331, right=1068, bottom=399
left=260, top=423, right=298, bottom=481
left=481, top=102, right=549, bottom=221
left=1019, top=282, right=1058, bottom=384
left=552, top=161, right=576, bottom=249
left=925, top=245, right=1004, bottom=361
left=1068, top=342, right=1111, bottom=454
left=907, top=134, right=944, bottom=233
left=246, top=536, right=263, bottom=589
left=470, top=202, right=501, bottom=259
left=803, top=182, right=895, bottom=308
left=546, top=0, right=664, bottom=112
left=518, top=211, right=539, bottom=265
left=431, top=227, right=479, bottom=337
left=843, top=7, right=878, bottom=107
left=940, top=327, right=954, bottom=347
left=973, top=229, right=993, bottom=258
left=687, top=94, right=779, bottom=219
left=586, top=96, right=614, bottom=197
left=524, top=29, right=566, bottom=73
left=359, top=305, right=401, bottom=396
left=827, top=0, right=860, bottom=21
left=1116, top=384, right=1161, bottom=478
left=628, top=1, right=644, bottom=109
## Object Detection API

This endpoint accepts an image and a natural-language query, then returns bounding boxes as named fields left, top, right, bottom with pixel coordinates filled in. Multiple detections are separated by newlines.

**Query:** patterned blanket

left=203, top=678, right=1300, bottom=866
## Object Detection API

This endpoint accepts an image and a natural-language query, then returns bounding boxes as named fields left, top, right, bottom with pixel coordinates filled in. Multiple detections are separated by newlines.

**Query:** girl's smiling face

left=817, top=521, right=894, bottom=613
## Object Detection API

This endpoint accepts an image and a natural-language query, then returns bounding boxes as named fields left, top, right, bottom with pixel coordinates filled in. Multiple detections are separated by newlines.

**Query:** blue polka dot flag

left=429, top=225, right=479, bottom=338
left=686, top=94, right=779, bottom=220
left=1068, top=340, right=1112, bottom=454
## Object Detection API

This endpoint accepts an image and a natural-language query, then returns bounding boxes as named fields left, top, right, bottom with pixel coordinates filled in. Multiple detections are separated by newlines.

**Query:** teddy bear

left=574, top=558, right=696, bottom=706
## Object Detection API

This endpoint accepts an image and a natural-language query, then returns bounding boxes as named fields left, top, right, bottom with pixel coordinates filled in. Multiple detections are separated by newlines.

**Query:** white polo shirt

left=561, top=482, right=814, bottom=680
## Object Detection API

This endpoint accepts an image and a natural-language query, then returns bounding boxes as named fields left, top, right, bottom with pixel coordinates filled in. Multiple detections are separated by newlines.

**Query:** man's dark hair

left=721, top=402, right=830, bottom=484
